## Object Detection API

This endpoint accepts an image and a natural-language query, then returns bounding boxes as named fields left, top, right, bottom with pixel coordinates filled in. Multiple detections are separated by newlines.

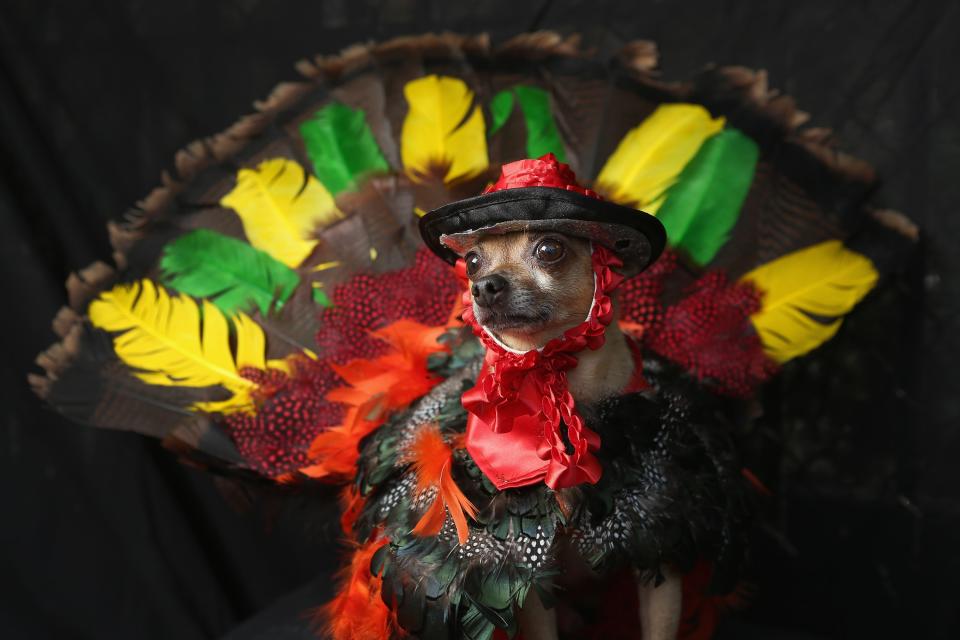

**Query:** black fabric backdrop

left=1, top=1, right=958, bottom=638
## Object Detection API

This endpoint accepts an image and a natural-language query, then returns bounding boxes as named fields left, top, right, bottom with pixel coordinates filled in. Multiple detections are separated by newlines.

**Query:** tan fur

left=566, top=302, right=634, bottom=404
left=467, top=232, right=634, bottom=404
left=468, top=232, right=596, bottom=351
left=466, top=231, right=680, bottom=640
left=638, top=568, right=683, bottom=640
left=518, top=588, right=559, bottom=640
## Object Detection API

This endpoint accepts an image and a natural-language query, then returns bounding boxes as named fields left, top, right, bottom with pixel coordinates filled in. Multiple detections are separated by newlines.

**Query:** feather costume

left=30, top=32, right=917, bottom=640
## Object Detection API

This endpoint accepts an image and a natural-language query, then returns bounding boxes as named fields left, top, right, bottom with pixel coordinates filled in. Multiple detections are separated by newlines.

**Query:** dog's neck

left=486, top=302, right=635, bottom=406
left=565, top=319, right=634, bottom=404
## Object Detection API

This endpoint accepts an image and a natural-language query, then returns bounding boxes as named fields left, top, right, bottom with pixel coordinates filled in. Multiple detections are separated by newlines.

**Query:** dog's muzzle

left=471, top=274, right=509, bottom=309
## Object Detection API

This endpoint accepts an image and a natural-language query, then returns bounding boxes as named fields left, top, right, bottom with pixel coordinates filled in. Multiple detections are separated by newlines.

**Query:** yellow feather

left=401, top=75, right=488, bottom=183
left=743, top=240, right=879, bottom=363
left=233, top=313, right=266, bottom=370
left=220, top=158, right=342, bottom=268
left=88, top=279, right=277, bottom=413
left=596, top=104, right=724, bottom=212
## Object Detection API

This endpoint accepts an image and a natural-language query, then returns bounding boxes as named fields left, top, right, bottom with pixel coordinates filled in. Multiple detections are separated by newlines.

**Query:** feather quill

left=743, top=240, right=879, bottom=362
left=159, top=229, right=300, bottom=315
left=400, top=75, right=488, bottom=183
left=299, top=102, right=390, bottom=195
left=220, top=158, right=342, bottom=268
left=656, top=129, right=759, bottom=265
left=87, top=279, right=279, bottom=412
left=596, top=103, right=724, bottom=211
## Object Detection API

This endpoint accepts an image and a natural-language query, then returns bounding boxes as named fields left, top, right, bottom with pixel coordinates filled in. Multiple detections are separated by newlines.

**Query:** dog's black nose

left=471, top=274, right=508, bottom=308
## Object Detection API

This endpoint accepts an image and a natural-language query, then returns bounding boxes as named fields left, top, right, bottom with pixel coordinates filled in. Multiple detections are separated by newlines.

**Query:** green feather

left=488, top=87, right=566, bottom=160
left=513, top=85, right=567, bottom=161
left=298, top=102, right=389, bottom=195
left=488, top=90, right=515, bottom=136
left=159, top=229, right=300, bottom=315
left=311, top=286, right=333, bottom=308
left=460, top=602, right=496, bottom=640
left=656, top=128, right=759, bottom=265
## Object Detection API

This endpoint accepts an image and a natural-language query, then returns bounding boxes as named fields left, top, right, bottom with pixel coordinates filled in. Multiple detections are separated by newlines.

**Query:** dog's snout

left=471, top=274, right=509, bottom=308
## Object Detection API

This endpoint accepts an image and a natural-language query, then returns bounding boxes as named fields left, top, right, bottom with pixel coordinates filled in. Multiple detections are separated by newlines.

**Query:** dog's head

left=464, top=232, right=596, bottom=351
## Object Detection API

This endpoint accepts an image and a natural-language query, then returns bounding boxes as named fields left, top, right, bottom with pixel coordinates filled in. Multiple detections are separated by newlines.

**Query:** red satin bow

left=460, top=245, right=625, bottom=490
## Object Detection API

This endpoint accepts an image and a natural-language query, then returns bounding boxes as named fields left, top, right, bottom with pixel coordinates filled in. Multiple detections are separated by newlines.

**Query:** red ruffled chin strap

left=459, top=244, right=625, bottom=490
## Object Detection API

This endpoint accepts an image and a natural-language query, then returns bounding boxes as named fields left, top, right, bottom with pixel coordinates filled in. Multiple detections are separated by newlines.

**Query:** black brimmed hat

left=419, top=154, right=666, bottom=276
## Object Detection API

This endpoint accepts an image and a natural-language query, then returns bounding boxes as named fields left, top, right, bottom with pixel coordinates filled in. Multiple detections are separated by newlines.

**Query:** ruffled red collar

left=459, top=245, right=625, bottom=490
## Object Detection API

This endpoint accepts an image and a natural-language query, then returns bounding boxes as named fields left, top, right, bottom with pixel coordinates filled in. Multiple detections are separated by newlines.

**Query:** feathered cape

left=345, top=325, right=750, bottom=639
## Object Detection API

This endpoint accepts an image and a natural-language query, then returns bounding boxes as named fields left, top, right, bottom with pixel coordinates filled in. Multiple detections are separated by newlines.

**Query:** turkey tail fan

left=848, top=208, right=920, bottom=275
left=654, top=129, right=760, bottom=265
left=537, top=51, right=615, bottom=179
left=30, top=317, right=242, bottom=466
left=688, top=67, right=898, bottom=271
left=31, top=31, right=916, bottom=483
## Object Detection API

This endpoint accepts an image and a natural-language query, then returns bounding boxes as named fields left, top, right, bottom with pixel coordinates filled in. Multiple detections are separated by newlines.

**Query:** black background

left=2, top=1, right=958, bottom=639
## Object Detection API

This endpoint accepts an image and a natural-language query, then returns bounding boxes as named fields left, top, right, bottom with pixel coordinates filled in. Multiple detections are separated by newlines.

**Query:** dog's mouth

left=473, top=307, right=550, bottom=333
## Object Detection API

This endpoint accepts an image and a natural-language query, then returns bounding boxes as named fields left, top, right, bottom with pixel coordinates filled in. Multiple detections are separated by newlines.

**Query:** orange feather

left=339, top=485, right=368, bottom=535
left=300, top=399, right=384, bottom=482
left=298, top=320, right=451, bottom=483
left=330, top=319, right=450, bottom=414
left=411, top=497, right=448, bottom=538
left=317, top=537, right=395, bottom=640
left=405, top=424, right=477, bottom=544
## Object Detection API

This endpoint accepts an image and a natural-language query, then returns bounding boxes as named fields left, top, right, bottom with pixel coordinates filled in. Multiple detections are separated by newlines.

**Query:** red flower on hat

left=484, top=153, right=603, bottom=200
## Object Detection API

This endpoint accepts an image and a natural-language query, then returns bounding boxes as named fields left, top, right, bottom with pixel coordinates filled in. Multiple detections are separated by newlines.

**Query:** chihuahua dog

left=463, top=230, right=682, bottom=640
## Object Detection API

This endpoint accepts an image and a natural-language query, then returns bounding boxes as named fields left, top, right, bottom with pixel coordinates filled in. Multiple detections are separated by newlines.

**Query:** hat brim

left=418, top=186, right=666, bottom=276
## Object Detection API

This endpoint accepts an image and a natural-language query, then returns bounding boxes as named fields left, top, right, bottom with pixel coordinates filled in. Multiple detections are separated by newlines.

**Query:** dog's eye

left=464, top=251, right=482, bottom=275
left=535, top=238, right=565, bottom=263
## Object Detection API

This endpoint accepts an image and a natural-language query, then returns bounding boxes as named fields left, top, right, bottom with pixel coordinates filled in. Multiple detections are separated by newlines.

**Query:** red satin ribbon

left=461, top=245, right=625, bottom=490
